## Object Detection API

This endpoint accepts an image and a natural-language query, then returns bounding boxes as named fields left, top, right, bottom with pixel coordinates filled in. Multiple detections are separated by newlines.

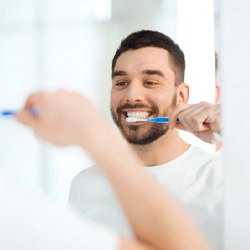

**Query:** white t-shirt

left=0, top=177, right=118, bottom=250
left=69, top=145, right=223, bottom=250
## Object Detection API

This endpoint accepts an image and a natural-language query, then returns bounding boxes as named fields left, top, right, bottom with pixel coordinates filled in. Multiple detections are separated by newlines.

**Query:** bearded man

left=69, top=30, right=222, bottom=250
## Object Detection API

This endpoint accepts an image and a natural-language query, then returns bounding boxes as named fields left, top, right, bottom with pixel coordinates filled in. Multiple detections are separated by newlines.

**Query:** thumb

left=169, top=104, right=190, bottom=129
left=15, top=110, right=38, bottom=128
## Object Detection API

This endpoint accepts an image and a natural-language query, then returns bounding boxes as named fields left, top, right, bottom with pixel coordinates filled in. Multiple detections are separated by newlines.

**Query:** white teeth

left=127, top=111, right=149, bottom=119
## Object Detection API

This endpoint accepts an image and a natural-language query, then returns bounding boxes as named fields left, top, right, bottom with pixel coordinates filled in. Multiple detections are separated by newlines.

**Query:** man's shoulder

left=69, top=166, right=111, bottom=197
left=186, top=146, right=223, bottom=186
left=185, top=145, right=221, bottom=170
left=71, top=165, right=105, bottom=186
left=69, top=165, right=114, bottom=205
left=164, top=145, right=214, bottom=169
left=188, top=145, right=213, bottom=160
left=75, top=165, right=101, bottom=177
left=177, top=145, right=215, bottom=169
left=162, top=145, right=222, bottom=182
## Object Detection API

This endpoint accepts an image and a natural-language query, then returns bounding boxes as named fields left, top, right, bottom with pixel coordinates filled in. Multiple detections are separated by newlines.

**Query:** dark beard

left=123, top=123, right=168, bottom=145
left=111, top=95, right=177, bottom=145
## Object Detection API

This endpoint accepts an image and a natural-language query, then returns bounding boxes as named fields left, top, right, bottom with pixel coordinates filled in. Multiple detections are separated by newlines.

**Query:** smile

left=126, top=111, right=150, bottom=119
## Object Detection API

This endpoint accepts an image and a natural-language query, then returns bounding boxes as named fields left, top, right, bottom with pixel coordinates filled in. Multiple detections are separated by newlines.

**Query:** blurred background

left=0, top=0, right=218, bottom=203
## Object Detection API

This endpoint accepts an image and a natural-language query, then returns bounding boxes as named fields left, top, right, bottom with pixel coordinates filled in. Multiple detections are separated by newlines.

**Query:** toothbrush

left=1, top=108, right=39, bottom=117
left=1, top=110, right=18, bottom=117
left=126, top=117, right=179, bottom=123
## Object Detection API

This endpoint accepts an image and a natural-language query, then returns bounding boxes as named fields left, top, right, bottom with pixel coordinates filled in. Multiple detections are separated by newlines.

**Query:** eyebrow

left=112, top=69, right=165, bottom=79
left=142, top=69, right=164, bottom=77
left=112, top=70, right=127, bottom=79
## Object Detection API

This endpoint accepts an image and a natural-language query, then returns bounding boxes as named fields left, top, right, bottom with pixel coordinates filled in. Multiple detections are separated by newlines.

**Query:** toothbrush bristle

left=126, top=117, right=147, bottom=123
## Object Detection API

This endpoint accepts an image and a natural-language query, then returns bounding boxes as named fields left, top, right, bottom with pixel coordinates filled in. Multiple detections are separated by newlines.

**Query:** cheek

left=157, top=94, right=171, bottom=106
left=111, top=90, right=125, bottom=106
left=110, top=92, right=120, bottom=110
left=157, top=93, right=177, bottom=112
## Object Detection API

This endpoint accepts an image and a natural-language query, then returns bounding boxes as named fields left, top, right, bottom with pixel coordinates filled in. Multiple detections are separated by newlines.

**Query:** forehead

left=114, top=47, right=174, bottom=75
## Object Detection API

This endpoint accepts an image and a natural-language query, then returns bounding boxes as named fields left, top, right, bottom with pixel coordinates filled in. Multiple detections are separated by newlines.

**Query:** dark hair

left=112, top=30, right=185, bottom=85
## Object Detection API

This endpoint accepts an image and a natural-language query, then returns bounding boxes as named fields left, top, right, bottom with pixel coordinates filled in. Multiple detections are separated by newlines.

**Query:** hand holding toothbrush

left=168, top=102, right=221, bottom=144
left=15, top=90, right=105, bottom=147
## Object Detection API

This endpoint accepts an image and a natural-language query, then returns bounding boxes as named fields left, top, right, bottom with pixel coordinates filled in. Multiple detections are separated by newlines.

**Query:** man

left=69, top=30, right=222, bottom=249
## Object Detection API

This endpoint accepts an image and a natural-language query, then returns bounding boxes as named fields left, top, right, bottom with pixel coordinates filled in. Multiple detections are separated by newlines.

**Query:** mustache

left=116, top=103, right=158, bottom=114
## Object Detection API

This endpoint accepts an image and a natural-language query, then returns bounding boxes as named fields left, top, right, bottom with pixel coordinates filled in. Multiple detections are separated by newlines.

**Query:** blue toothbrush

left=1, top=108, right=38, bottom=117
left=1, top=110, right=17, bottom=117
left=126, top=117, right=179, bottom=123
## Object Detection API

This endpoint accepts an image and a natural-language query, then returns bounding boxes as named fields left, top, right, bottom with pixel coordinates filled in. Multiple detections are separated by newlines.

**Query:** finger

left=15, top=106, right=40, bottom=125
left=23, top=92, right=48, bottom=111
left=172, top=103, right=208, bottom=133
left=15, top=92, right=47, bottom=127
left=178, top=102, right=216, bottom=132
left=170, top=104, right=204, bottom=132
left=15, top=111, right=37, bottom=130
left=191, top=102, right=219, bottom=131
left=169, top=104, right=190, bottom=128
left=179, top=105, right=209, bottom=132
left=204, top=105, right=221, bottom=133
left=203, top=104, right=221, bottom=123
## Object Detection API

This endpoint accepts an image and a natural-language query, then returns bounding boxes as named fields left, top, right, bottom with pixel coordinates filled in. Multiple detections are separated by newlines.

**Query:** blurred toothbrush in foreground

left=1, top=108, right=39, bottom=117
left=0, top=110, right=17, bottom=117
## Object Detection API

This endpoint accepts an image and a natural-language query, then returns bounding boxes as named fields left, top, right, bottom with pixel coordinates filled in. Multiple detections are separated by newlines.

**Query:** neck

left=128, top=129, right=190, bottom=166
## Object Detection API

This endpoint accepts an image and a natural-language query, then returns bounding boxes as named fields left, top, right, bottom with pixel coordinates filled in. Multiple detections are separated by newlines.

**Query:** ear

left=176, top=83, right=189, bottom=104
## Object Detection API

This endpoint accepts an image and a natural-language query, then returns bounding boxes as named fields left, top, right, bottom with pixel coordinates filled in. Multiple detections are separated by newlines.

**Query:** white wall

left=220, top=0, right=250, bottom=249
left=177, top=0, right=216, bottom=153
left=0, top=0, right=103, bottom=200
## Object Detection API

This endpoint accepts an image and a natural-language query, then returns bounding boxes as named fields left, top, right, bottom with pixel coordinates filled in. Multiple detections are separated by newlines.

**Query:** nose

left=124, top=82, right=146, bottom=103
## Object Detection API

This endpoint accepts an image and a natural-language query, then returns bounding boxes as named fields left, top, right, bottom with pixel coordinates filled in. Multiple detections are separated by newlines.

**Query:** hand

left=169, top=102, right=221, bottom=143
left=15, top=90, right=102, bottom=146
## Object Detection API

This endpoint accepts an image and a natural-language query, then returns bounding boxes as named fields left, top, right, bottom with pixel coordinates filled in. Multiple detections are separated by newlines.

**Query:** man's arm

left=120, top=238, right=155, bottom=250
left=16, top=90, right=211, bottom=250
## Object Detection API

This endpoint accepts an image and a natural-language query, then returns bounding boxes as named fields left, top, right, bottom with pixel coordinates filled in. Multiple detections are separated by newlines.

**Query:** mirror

left=0, top=0, right=218, bottom=200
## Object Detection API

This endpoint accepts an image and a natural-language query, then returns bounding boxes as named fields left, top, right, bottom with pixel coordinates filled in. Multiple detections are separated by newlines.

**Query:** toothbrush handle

left=147, top=117, right=180, bottom=123
left=1, top=110, right=17, bottom=117
left=1, top=108, right=39, bottom=117
left=148, top=117, right=169, bottom=123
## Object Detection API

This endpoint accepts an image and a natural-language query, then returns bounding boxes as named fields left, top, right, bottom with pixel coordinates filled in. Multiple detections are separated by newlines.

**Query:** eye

left=144, top=80, right=158, bottom=86
left=115, top=81, right=128, bottom=87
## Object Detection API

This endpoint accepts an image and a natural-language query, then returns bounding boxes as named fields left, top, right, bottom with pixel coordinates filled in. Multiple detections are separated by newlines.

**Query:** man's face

left=111, top=47, right=178, bottom=145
